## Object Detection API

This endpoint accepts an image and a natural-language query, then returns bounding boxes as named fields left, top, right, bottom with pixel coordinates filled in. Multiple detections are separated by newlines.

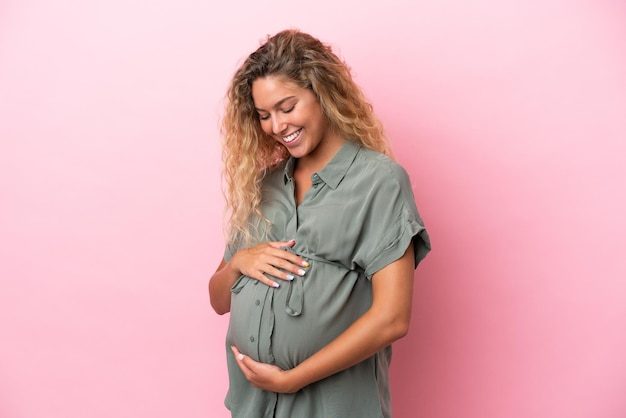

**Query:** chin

left=285, top=145, right=309, bottom=159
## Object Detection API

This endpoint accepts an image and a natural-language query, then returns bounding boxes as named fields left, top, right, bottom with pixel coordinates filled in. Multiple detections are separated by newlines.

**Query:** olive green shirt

left=224, top=140, right=430, bottom=418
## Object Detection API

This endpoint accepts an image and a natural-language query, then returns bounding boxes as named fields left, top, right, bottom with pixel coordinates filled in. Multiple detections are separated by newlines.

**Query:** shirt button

left=250, top=336, right=255, bottom=342
left=255, top=300, right=260, bottom=306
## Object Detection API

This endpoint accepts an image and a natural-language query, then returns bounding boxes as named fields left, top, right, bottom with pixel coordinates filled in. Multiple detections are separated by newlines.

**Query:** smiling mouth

left=283, top=129, right=302, bottom=143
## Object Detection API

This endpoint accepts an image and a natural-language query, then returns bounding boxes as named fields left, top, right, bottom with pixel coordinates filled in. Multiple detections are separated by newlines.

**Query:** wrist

left=228, top=252, right=243, bottom=276
left=282, top=366, right=307, bottom=393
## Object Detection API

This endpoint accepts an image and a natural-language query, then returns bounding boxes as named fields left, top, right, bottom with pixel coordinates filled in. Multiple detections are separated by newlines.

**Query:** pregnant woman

left=209, top=29, right=430, bottom=418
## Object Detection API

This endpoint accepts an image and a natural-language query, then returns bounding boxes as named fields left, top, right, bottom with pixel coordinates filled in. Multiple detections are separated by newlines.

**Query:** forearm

left=209, top=259, right=239, bottom=315
left=285, top=304, right=410, bottom=392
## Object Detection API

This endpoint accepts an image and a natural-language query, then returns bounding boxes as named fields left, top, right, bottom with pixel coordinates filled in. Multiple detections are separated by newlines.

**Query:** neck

left=297, top=132, right=345, bottom=174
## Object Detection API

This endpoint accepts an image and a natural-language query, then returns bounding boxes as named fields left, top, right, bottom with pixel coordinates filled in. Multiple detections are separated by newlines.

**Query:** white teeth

left=283, top=129, right=301, bottom=143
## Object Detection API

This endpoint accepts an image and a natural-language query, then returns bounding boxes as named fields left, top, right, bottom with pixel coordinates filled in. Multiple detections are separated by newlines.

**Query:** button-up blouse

left=223, top=140, right=430, bottom=418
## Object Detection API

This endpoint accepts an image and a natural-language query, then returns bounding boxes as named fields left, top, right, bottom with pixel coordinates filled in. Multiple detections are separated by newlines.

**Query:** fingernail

left=237, top=353, right=244, bottom=361
left=288, top=239, right=296, bottom=244
left=302, top=261, right=310, bottom=267
left=297, top=269, right=306, bottom=276
left=273, top=282, right=280, bottom=288
left=286, top=274, right=295, bottom=281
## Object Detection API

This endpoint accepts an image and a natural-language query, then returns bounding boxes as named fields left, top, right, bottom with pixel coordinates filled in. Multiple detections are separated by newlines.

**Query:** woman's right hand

left=209, top=239, right=309, bottom=314
left=230, top=239, right=309, bottom=288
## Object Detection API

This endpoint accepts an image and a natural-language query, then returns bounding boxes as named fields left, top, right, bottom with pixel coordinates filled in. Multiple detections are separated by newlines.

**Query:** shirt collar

left=282, top=140, right=361, bottom=189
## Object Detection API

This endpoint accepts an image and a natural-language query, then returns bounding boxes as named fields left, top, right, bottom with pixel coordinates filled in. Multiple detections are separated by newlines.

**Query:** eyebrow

left=254, top=96, right=296, bottom=112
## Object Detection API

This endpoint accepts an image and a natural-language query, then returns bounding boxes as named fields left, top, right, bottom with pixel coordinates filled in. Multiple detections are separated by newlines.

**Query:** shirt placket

left=285, top=175, right=298, bottom=237
left=247, top=282, right=269, bottom=361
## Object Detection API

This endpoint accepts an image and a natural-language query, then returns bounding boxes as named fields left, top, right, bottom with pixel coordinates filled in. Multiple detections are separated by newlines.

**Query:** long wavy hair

left=221, top=29, right=393, bottom=246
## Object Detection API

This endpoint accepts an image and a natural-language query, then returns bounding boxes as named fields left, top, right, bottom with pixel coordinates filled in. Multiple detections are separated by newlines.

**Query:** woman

left=209, top=29, right=430, bottom=418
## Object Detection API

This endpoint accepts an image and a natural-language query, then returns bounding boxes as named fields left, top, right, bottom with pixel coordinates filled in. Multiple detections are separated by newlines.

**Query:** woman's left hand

left=231, top=346, right=299, bottom=393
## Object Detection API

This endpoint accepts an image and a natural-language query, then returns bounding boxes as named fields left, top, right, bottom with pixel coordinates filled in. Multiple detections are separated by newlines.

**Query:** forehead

left=251, top=75, right=305, bottom=108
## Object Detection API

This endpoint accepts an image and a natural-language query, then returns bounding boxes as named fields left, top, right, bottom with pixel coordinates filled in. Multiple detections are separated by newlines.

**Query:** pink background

left=1, top=0, right=625, bottom=417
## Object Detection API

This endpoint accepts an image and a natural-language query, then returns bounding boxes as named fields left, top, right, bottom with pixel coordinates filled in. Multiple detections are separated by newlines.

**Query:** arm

left=232, top=242, right=415, bottom=392
left=209, top=239, right=311, bottom=315
left=208, top=258, right=241, bottom=315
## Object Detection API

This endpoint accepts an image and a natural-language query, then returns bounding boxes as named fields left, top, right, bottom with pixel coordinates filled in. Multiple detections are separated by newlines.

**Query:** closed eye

left=256, top=101, right=295, bottom=121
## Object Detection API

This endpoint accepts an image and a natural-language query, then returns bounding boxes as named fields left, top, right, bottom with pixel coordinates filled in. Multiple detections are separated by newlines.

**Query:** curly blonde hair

left=221, top=29, right=393, bottom=246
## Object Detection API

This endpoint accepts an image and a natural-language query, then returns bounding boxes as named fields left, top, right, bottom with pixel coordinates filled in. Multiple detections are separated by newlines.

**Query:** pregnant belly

left=228, top=268, right=372, bottom=369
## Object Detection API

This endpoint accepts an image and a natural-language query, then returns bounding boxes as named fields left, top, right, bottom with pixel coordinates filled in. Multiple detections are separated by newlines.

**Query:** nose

left=271, top=114, right=287, bottom=135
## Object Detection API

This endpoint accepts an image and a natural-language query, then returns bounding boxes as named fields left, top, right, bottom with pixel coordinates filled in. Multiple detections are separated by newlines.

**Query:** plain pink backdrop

left=1, top=0, right=625, bottom=417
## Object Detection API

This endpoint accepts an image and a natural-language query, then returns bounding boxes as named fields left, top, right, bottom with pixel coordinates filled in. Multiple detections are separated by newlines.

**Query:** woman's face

left=252, top=75, right=342, bottom=164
